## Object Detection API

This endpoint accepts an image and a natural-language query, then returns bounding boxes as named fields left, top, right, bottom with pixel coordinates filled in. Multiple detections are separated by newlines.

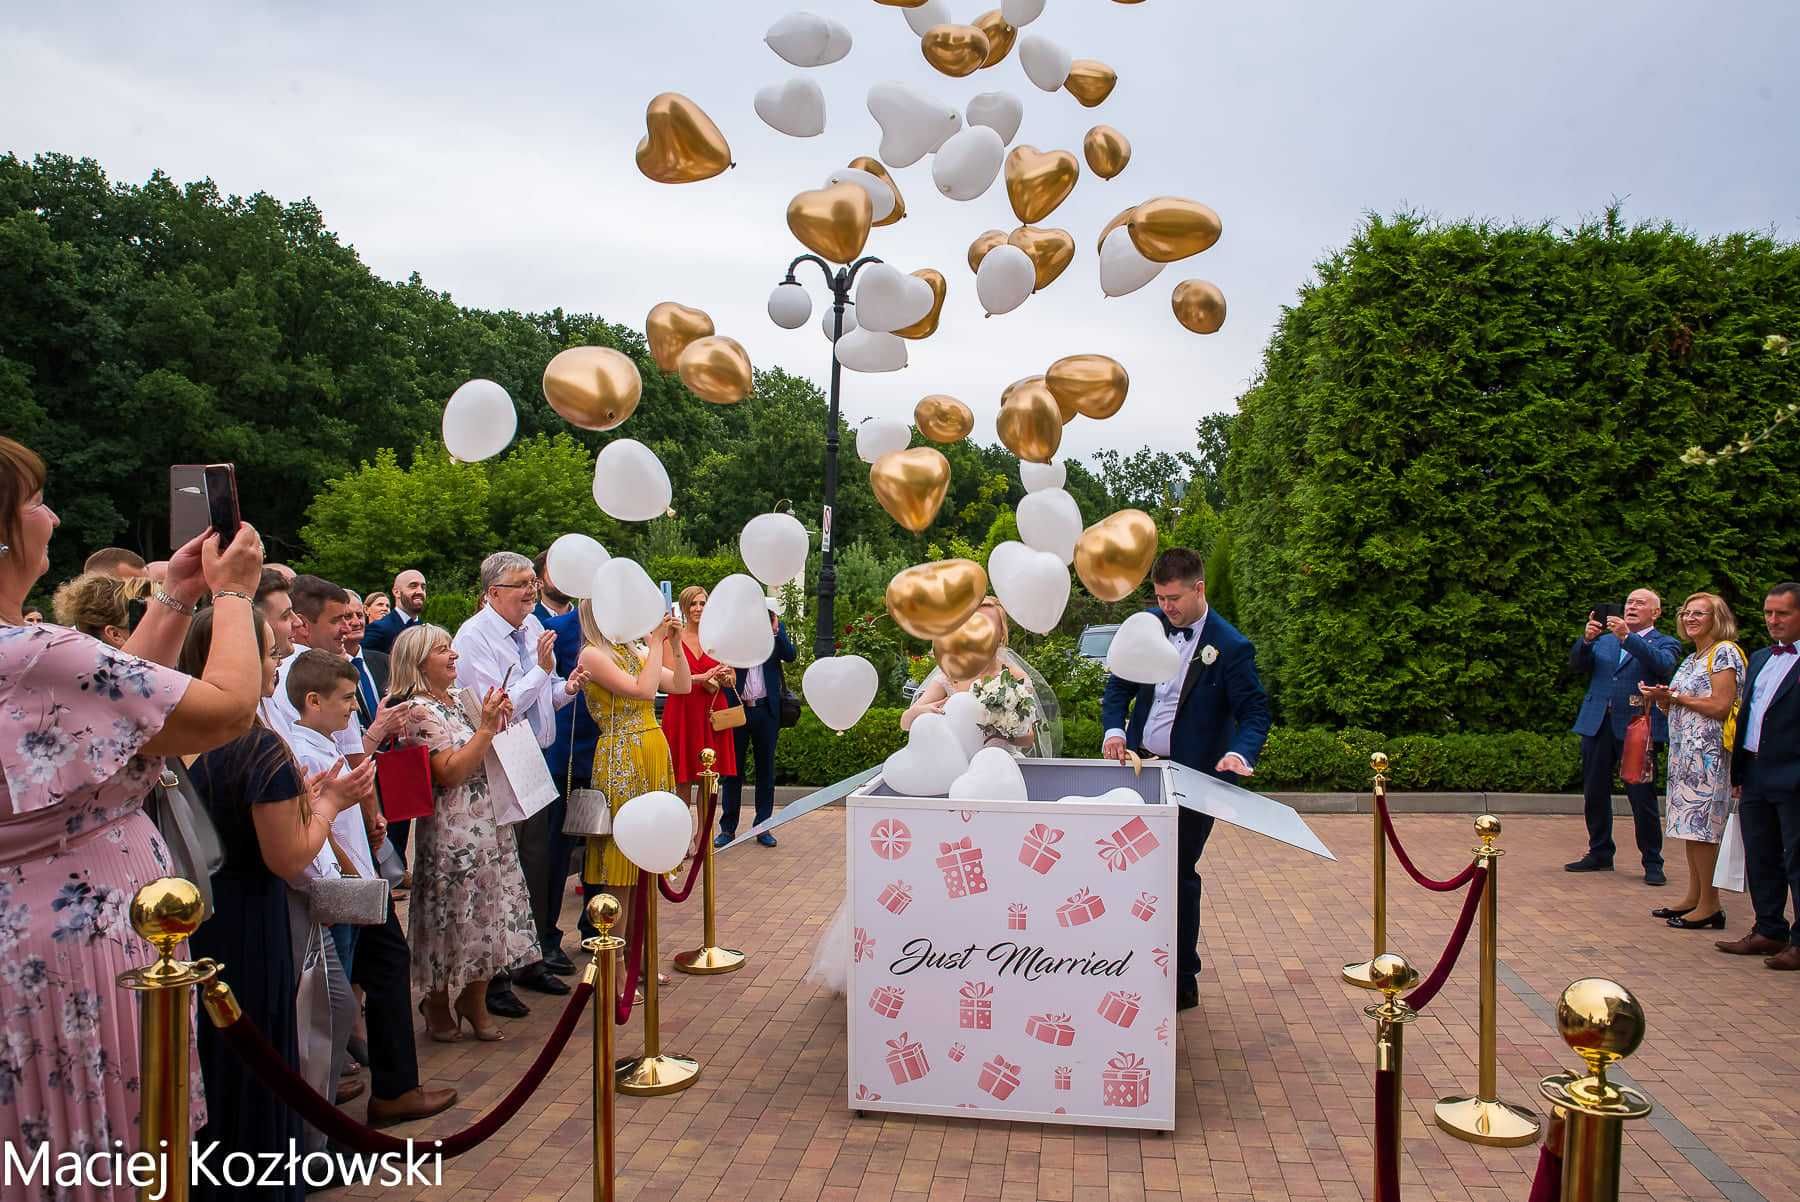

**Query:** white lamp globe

left=767, top=282, right=813, bottom=330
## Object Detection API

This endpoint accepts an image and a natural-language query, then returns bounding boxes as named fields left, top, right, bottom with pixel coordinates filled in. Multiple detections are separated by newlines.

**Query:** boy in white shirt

left=287, top=651, right=376, bottom=974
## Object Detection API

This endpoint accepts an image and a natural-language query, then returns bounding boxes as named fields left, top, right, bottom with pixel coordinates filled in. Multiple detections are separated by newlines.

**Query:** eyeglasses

left=492, top=579, right=540, bottom=594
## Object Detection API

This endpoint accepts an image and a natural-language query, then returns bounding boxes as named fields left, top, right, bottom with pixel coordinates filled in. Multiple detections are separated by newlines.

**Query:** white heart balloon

left=855, top=417, right=911, bottom=464
left=699, top=573, right=775, bottom=669
left=1100, top=225, right=1166, bottom=298
left=966, top=91, right=1024, bottom=145
left=545, top=533, right=610, bottom=600
left=821, top=303, right=858, bottom=342
left=1020, top=459, right=1067, bottom=493
left=1017, top=487, right=1081, bottom=565
left=932, top=124, right=1006, bottom=201
left=589, top=557, right=665, bottom=644
left=988, top=540, right=1070, bottom=635
left=820, top=18, right=852, bottom=64
left=976, top=243, right=1036, bottom=316
left=441, top=379, right=517, bottom=463
left=868, top=81, right=963, bottom=168
left=904, top=0, right=953, bottom=36
left=1106, top=611, right=1182, bottom=685
left=835, top=328, right=908, bottom=373
left=765, top=12, right=830, bottom=66
left=853, top=263, right=934, bottom=333
left=950, top=746, right=1029, bottom=802
left=1002, top=0, right=1046, bottom=26
left=1055, top=786, right=1146, bottom=807
left=942, top=691, right=989, bottom=762
left=754, top=77, right=826, bottom=137
left=611, top=790, right=690, bottom=873
left=1019, top=33, right=1072, bottom=92
left=592, top=438, right=672, bottom=522
left=882, top=712, right=970, bottom=797
left=824, top=167, right=896, bottom=223
left=803, top=655, right=880, bottom=732
left=768, top=281, right=813, bottom=329
left=739, top=512, right=809, bottom=586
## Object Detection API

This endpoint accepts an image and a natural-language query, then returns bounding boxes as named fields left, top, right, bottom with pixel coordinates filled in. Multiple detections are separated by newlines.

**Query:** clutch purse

left=306, top=834, right=390, bottom=926
left=710, top=686, right=747, bottom=732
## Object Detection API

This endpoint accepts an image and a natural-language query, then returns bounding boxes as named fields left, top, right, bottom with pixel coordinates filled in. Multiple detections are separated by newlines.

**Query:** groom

left=1101, top=547, right=1271, bottom=1012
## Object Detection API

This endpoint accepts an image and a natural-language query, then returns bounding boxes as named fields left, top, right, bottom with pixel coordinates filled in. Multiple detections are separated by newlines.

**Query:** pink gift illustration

left=853, top=926, right=874, bottom=962
left=1153, top=947, right=1168, bottom=977
left=885, top=1034, right=928, bottom=1084
left=947, top=1041, right=966, bottom=1063
left=878, top=881, right=912, bottom=915
left=856, top=1084, right=882, bottom=1101
left=1097, top=815, right=1160, bottom=872
left=869, top=985, right=905, bottom=1019
left=1156, top=1017, right=1169, bottom=1045
left=977, top=1055, right=1022, bottom=1101
left=1131, top=892, right=1157, bottom=921
left=870, top=818, right=912, bottom=861
left=1102, top=1051, right=1150, bottom=1108
left=936, top=837, right=989, bottom=898
left=1097, top=990, right=1141, bottom=1029
left=1056, top=888, right=1105, bottom=927
left=1018, top=823, right=1064, bottom=874
left=958, top=981, right=993, bottom=1029
left=1054, top=1066, right=1072, bottom=1091
left=1007, top=902, right=1028, bottom=930
left=1025, top=1012, right=1076, bottom=1046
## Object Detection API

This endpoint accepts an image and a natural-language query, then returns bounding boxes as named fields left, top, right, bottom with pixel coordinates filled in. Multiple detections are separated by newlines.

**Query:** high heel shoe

left=418, top=998, right=461, bottom=1043
left=1651, top=905, right=1695, bottom=919
left=453, top=998, right=505, bottom=1041
left=1668, top=911, right=1726, bottom=930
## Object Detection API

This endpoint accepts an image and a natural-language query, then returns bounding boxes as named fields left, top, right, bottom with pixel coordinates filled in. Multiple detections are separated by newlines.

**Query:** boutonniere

left=1200, top=645, right=1219, bottom=666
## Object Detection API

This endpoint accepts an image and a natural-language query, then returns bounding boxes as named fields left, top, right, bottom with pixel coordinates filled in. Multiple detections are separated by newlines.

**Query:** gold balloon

left=1004, top=145, right=1081, bottom=224
left=972, top=10, right=1017, bottom=67
left=1083, top=125, right=1131, bottom=180
left=1063, top=59, right=1118, bottom=108
left=885, top=559, right=989, bottom=640
left=1046, top=354, right=1130, bottom=421
left=1097, top=205, right=1136, bottom=254
left=893, top=269, right=947, bottom=340
left=933, top=608, right=1003, bottom=680
left=997, top=384, right=1063, bottom=462
left=915, top=395, right=975, bottom=444
left=848, top=156, right=907, bottom=228
left=1005, top=374, right=1075, bottom=424
left=921, top=24, right=991, bottom=77
left=543, top=346, right=644, bottom=431
left=1128, top=197, right=1223, bottom=263
left=644, top=301, right=715, bottom=373
left=1171, top=280, right=1227, bottom=335
left=675, top=336, right=753, bottom=405
left=1007, top=226, right=1076, bottom=291
left=968, top=229, right=1008, bottom=274
left=634, top=92, right=732, bottom=185
left=1075, top=509, right=1159, bottom=602
left=870, top=447, right=951, bottom=534
left=787, top=182, right=874, bottom=264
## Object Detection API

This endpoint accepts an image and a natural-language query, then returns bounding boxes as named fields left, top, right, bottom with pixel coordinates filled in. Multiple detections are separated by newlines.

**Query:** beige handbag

left=710, top=684, right=747, bottom=732
left=561, top=727, right=612, bottom=837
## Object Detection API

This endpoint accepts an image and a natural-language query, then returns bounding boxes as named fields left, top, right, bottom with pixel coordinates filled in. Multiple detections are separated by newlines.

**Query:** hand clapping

left=479, top=687, right=512, bottom=734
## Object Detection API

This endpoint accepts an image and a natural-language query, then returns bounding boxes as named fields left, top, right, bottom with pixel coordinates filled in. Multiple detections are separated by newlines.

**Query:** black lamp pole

left=780, top=252, right=883, bottom=662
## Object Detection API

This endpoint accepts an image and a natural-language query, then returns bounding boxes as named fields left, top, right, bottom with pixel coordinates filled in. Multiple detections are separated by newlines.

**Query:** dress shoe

left=542, top=949, right=576, bottom=976
left=1564, top=857, right=1613, bottom=872
left=1176, top=982, right=1199, bottom=1012
left=516, top=966, right=572, bottom=996
left=714, top=832, right=734, bottom=849
left=1643, top=865, right=1666, bottom=886
left=485, top=988, right=530, bottom=1018
left=1668, top=911, right=1725, bottom=930
left=367, top=1085, right=458, bottom=1129
left=1651, top=905, right=1694, bottom=919
left=758, top=832, right=778, bottom=848
left=1766, top=945, right=1800, bottom=971
left=1716, top=931, right=1787, bottom=956
left=334, top=1077, right=365, bottom=1105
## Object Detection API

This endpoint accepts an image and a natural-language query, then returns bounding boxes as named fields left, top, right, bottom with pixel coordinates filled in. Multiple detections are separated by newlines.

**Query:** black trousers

left=518, top=793, right=577, bottom=956
left=1175, top=805, right=1217, bottom=988
left=346, top=900, right=419, bottom=1101
left=388, top=817, right=411, bottom=859
left=1739, top=757, right=1800, bottom=943
left=1580, top=721, right=1663, bottom=868
left=721, top=701, right=779, bottom=836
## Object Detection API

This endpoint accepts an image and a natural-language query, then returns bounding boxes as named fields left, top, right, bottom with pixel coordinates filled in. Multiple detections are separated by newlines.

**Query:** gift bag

left=374, top=742, right=435, bottom=821
left=487, top=718, right=559, bottom=825
left=1714, top=804, right=1747, bottom=893
left=1619, top=713, right=1654, bottom=786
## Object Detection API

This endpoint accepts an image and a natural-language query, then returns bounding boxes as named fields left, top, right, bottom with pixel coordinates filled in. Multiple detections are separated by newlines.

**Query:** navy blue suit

left=721, top=620, right=796, bottom=837
left=1731, top=644, right=1800, bottom=942
left=1101, top=609, right=1271, bottom=989
left=362, top=609, right=421, bottom=657
left=527, top=604, right=595, bottom=954
left=1568, top=627, right=1680, bottom=868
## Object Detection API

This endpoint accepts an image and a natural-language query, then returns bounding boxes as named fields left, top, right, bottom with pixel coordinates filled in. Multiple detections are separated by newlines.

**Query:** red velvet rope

left=209, top=978, right=593, bottom=1157
left=1527, top=1140, right=1562, bottom=1202
left=1374, top=1066, right=1401, bottom=1202
left=658, top=788, right=719, bottom=904
left=1377, top=789, right=1484, bottom=892
left=1403, top=866, right=1487, bottom=1011
left=614, top=871, right=650, bottom=1025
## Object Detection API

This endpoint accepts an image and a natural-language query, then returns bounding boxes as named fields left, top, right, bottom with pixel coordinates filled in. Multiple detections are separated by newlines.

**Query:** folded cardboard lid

left=1162, top=761, right=1336, bottom=860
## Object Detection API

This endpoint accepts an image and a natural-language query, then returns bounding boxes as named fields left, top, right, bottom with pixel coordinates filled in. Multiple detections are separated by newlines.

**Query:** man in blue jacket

left=1102, top=548, right=1271, bottom=1012
left=1566, top=589, right=1680, bottom=882
left=717, top=605, right=796, bottom=848
left=533, top=561, right=596, bottom=970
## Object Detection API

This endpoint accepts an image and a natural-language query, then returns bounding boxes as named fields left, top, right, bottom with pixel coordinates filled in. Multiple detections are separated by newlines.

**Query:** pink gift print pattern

left=1097, top=990, right=1141, bottom=1029
left=1056, top=888, right=1105, bottom=927
left=1025, top=1012, right=1075, bottom=1046
left=1007, top=902, right=1028, bottom=930
left=947, top=1041, right=966, bottom=1062
left=853, top=926, right=874, bottom=962
left=869, top=985, right=905, bottom=1019
left=977, top=1054, right=1021, bottom=1101
left=1054, top=1066, right=1072, bottom=1091
left=1018, top=823, right=1064, bottom=874
left=870, top=818, right=912, bottom=861
left=1102, top=1051, right=1150, bottom=1108
left=1097, top=815, right=1160, bottom=872
left=885, top=1034, right=928, bottom=1084
left=878, top=881, right=912, bottom=915
left=936, top=837, right=989, bottom=898
left=958, top=981, right=993, bottom=1030
left=1130, top=892, right=1157, bottom=921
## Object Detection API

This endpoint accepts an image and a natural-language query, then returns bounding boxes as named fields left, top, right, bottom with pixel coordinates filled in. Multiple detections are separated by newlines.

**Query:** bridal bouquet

left=971, top=673, right=1038, bottom=742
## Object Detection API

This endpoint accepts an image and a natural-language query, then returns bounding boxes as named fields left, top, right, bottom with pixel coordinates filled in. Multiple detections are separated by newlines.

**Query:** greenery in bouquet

left=971, top=672, right=1038, bottom=741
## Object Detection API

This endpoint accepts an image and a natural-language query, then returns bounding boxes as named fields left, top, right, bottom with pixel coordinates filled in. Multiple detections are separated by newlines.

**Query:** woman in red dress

left=660, top=586, right=739, bottom=853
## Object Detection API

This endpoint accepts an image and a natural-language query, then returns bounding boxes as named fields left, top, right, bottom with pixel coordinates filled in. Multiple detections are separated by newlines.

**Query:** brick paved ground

left=322, top=808, right=1798, bottom=1201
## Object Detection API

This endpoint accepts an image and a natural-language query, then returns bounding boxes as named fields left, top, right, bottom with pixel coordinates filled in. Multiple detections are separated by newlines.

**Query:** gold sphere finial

left=586, top=892, right=623, bottom=935
left=1370, top=751, right=1389, bottom=774
left=1367, top=952, right=1418, bottom=998
left=1557, top=978, right=1645, bottom=1075
left=700, top=747, right=717, bottom=770
left=130, top=878, right=206, bottom=957
left=1475, top=813, right=1502, bottom=841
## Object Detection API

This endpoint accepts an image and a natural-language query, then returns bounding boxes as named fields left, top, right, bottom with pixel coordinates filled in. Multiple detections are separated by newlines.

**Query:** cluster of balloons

left=993, top=353, right=1127, bottom=463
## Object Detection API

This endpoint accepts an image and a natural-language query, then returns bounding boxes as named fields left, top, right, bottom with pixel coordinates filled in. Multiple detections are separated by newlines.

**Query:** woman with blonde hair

left=51, top=570, right=154, bottom=646
left=659, top=585, right=738, bottom=824
left=1639, top=592, right=1746, bottom=930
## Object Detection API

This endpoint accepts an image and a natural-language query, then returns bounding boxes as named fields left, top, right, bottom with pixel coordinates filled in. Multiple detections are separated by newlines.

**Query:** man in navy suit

left=1101, top=548, right=1271, bottom=1012
left=362, top=568, right=427, bottom=655
left=1717, top=582, right=1800, bottom=969
left=717, top=606, right=796, bottom=848
left=1566, top=589, right=1681, bottom=881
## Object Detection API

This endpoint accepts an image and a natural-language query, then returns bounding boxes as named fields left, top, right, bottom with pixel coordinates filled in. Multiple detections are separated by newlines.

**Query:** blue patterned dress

left=1664, top=642, right=1747, bottom=843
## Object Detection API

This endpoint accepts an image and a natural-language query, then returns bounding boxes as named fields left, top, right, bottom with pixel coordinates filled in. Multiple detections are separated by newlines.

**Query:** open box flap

left=1162, top=761, right=1336, bottom=860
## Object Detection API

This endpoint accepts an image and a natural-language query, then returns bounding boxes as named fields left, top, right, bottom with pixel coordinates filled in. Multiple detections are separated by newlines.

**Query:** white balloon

left=821, top=303, right=858, bottom=342
left=441, top=379, right=517, bottom=463
left=976, top=243, right=1036, bottom=316
left=1106, top=611, right=1183, bottom=685
left=1019, top=33, right=1072, bottom=92
left=881, top=712, right=970, bottom=797
left=867, top=81, right=963, bottom=168
left=942, top=691, right=989, bottom=763
left=592, top=438, right=672, bottom=522
left=966, top=91, right=1024, bottom=145
left=699, top=573, right=776, bottom=669
left=803, top=656, right=880, bottom=731
left=824, top=167, right=896, bottom=223
left=1020, top=459, right=1067, bottom=493
left=949, top=746, right=1029, bottom=802
left=611, top=790, right=691, bottom=873
left=1100, top=226, right=1166, bottom=298
left=589, top=557, right=665, bottom=644
left=904, top=0, right=953, bottom=36
left=987, top=540, right=1070, bottom=634
left=768, top=281, right=813, bottom=330
left=545, top=534, right=610, bottom=600
left=855, top=417, right=911, bottom=464
left=739, top=511, right=809, bottom=586
left=853, top=263, right=934, bottom=333
left=1056, top=786, right=1145, bottom=807
left=765, top=11, right=844, bottom=67
left=1002, top=0, right=1046, bottom=26
left=754, top=77, right=826, bottom=137
left=835, top=328, right=908, bottom=373
left=820, top=18, right=852, bottom=64
left=932, top=124, right=1006, bottom=201
left=1017, top=487, right=1082, bottom=565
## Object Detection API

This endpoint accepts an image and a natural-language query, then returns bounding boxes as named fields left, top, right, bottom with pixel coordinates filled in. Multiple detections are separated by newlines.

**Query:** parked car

left=1077, top=623, right=1119, bottom=663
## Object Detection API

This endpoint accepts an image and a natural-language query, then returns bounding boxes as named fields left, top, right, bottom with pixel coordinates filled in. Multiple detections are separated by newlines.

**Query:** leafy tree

left=1191, top=412, right=1237, bottom=513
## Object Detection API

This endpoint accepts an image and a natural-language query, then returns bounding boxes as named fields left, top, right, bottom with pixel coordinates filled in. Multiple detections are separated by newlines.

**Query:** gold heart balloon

left=870, top=447, right=951, bottom=534
left=1083, top=125, right=1131, bottom=181
left=1172, top=280, right=1227, bottom=334
left=1007, top=226, right=1076, bottom=291
left=644, top=301, right=715, bottom=373
left=893, top=269, right=948, bottom=340
left=1075, top=509, right=1159, bottom=602
left=849, top=155, right=906, bottom=228
left=1128, top=197, right=1223, bottom=263
left=968, top=229, right=1008, bottom=274
left=1004, top=374, right=1074, bottom=424
left=933, top=608, right=1003, bottom=680
left=921, top=24, right=991, bottom=77
left=634, top=93, right=732, bottom=185
left=1097, top=204, right=1136, bottom=253
left=915, top=394, right=974, bottom=444
left=1004, top=145, right=1081, bottom=224
left=542, top=346, right=643, bottom=432
left=997, top=383, right=1063, bottom=462
left=1047, top=354, right=1130, bottom=420
left=787, top=182, right=874, bottom=264
left=885, top=559, right=990, bottom=640
left=1064, top=60, right=1119, bottom=108
left=675, top=336, right=753, bottom=404
left=973, top=10, right=1017, bottom=67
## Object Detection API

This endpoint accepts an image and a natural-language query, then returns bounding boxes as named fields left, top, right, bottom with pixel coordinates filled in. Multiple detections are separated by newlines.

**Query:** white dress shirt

left=287, top=721, right=374, bottom=881
left=1744, top=647, right=1799, bottom=753
left=452, top=604, right=574, bottom=749
left=263, top=648, right=365, bottom=754
left=1107, top=610, right=1208, bottom=758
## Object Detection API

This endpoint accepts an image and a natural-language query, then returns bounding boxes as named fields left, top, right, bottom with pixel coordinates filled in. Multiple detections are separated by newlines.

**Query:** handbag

left=374, top=741, right=435, bottom=822
left=486, top=718, right=560, bottom=825
left=778, top=684, right=803, bottom=729
left=148, top=756, right=226, bottom=913
left=290, top=906, right=334, bottom=1151
left=1715, top=802, right=1747, bottom=893
left=1619, top=708, right=1654, bottom=786
left=305, top=833, right=390, bottom=926
left=711, top=685, right=747, bottom=732
left=561, top=736, right=612, bottom=837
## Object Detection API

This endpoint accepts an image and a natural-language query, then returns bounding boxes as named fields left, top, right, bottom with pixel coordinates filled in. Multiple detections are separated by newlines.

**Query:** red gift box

left=1018, top=823, right=1064, bottom=874
left=1152, top=947, right=1168, bottom=977
left=1097, top=815, right=1160, bottom=872
left=1007, top=902, right=1027, bottom=930
left=977, top=1055, right=1021, bottom=1101
left=936, top=837, right=989, bottom=898
left=1054, top=1066, right=1071, bottom=1091
left=853, top=926, right=875, bottom=962
left=885, top=1034, right=928, bottom=1085
left=947, top=1041, right=966, bottom=1062
left=878, top=881, right=912, bottom=915
left=1025, top=1012, right=1076, bottom=1046
left=869, top=985, right=905, bottom=1019
left=870, top=818, right=912, bottom=860
left=1156, top=1018, right=1169, bottom=1045
left=1056, top=888, right=1105, bottom=928
left=1130, top=892, right=1157, bottom=921
left=958, top=981, right=993, bottom=1029
left=1097, top=990, right=1141, bottom=1029
left=1102, top=1051, right=1150, bottom=1107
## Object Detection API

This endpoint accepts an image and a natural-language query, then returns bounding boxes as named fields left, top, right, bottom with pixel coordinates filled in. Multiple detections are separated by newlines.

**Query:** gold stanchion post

left=118, top=878, right=219, bottom=1202
left=1540, top=979, right=1653, bottom=1202
left=615, top=867, right=699, bottom=1095
left=583, top=895, right=626, bottom=1202
left=1365, top=953, right=1419, bottom=1202
left=1343, top=752, right=1391, bottom=988
left=674, top=748, right=745, bottom=974
left=1436, top=814, right=1542, bottom=1146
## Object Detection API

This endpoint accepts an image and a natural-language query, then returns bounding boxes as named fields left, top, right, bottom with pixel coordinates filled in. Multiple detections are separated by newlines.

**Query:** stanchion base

left=674, top=945, right=746, bottom=974
left=1434, top=1095, right=1544, bottom=1147
left=616, top=1053, right=700, bottom=1096
left=1342, top=958, right=1383, bottom=989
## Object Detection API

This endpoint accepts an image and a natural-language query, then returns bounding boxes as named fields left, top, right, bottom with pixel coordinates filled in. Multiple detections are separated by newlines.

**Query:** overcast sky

left=5, top=1, right=1796, bottom=462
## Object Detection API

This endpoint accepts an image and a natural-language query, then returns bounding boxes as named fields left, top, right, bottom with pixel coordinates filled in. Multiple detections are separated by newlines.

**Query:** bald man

left=362, top=569, right=427, bottom=655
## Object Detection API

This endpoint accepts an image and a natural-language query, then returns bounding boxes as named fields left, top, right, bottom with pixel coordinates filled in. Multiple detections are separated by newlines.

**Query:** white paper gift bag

left=486, top=718, right=558, bottom=825
left=1714, top=804, right=1747, bottom=893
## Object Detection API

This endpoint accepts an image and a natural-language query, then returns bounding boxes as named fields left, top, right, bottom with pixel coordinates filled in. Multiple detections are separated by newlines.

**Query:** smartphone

left=659, top=579, right=675, bottom=616
left=1592, top=602, right=1623, bottom=624
left=169, top=466, right=210, bottom=549
left=204, top=464, right=240, bottom=549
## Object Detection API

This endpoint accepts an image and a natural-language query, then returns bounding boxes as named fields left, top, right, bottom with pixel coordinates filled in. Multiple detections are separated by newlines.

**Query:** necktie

left=511, top=624, right=534, bottom=672
left=1773, top=643, right=1797, bottom=656
left=351, top=656, right=377, bottom=722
